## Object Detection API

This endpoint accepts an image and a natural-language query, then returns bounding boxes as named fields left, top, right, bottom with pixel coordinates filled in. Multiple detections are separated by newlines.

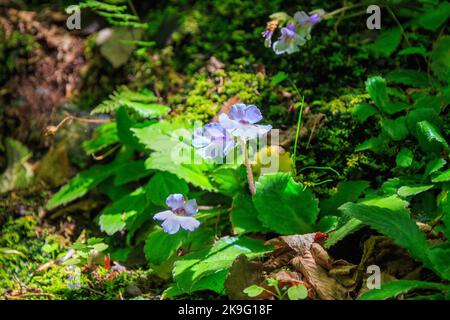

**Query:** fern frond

left=91, top=86, right=170, bottom=118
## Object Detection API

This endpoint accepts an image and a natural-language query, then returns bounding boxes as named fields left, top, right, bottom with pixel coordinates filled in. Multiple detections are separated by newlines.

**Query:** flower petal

left=219, top=113, right=238, bottom=130
left=192, top=131, right=211, bottom=148
left=244, top=105, right=263, bottom=124
left=166, top=194, right=185, bottom=211
left=153, top=210, right=175, bottom=221
left=161, top=216, right=181, bottom=234
left=229, top=104, right=247, bottom=121
left=178, top=216, right=201, bottom=232
left=183, top=199, right=198, bottom=216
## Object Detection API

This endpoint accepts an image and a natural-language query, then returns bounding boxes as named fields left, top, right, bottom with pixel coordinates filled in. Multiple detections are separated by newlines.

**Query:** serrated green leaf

left=173, top=236, right=271, bottom=294
left=46, top=164, right=117, bottom=210
left=431, top=36, right=450, bottom=83
left=321, top=180, right=370, bottom=216
left=144, top=227, right=186, bottom=265
left=339, top=202, right=429, bottom=266
left=365, top=76, right=389, bottom=111
left=358, top=280, right=449, bottom=300
left=398, top=185, right=434, bottom=198
left=367, top=28, right=402, bottom=57
left=386, top=69, right=429, bottom=88
left=416, top=120, right=449, bottom=152
left=243, top=285, right=265, bottom=298
left=417, top=2, right=450, bottom=31
left=99, top=187, right=148, bottom=235
left=82, top=122, right=119, bottom=154
left=231, top=194, right=266, bottom=234
left=287, top=284, right=308, bottom=300
left=352, top=103, right=378, bottom=123
left=425, top=158, right=446, bottom=176
left=145, top=171, right=189, bottom=206
left=432, top=169, right=450, bottom=183
left=253, top=173, right=319, bottom=234
left=113, top=160, right=151, bottom=186
left=381, top=116, right=409, bottom=141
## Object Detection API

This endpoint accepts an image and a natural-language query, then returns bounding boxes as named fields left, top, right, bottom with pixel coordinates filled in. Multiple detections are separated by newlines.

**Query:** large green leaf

left=253, top=173, right=319, bottom=234
left=352, top=103, right=378, bottom=123
left=320, top=180, right=370, bottom=216
left=113, top=160, right=151, bottom=186
left=367, top=28, right=402, bottom=57
left=386, top=69, right=429, bottom=88
left=431, top=36, right=450, bottom=83
left=417, top=2, right=450, bottom=31
left=99, top=187, right=148, bottom=235
left=231, top=194, right=266, bottom=234
left=173, top=236, right=271, bottom=294
left=46, top=163, right=117, bottom=210
left=82, top=122, right=119, bottom=154
left=326, top=195, right=409, bottom=247
left=145, top=171, right=189, bottom=206
left=340, top=202, right=430, bottom=266
left=432, top=169, right=450, bottom=183
left=358, top=280, right=449, bottom=300
left=416, top=120, right=449, bottom=153
left=144, top=227, right=186, bottom=265
left=365, top=76, right=389, bottom=111
left=381, top=116, right=409, bottom=141
left=133, top=121, right=216, bottom=191
left=427, top=246, right=450, bottom=281
left=396, top=148, right=413, bottom=168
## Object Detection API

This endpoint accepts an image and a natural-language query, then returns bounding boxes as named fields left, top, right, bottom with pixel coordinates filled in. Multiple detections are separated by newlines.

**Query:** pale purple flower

left=153, top=194, right=200, bottom=234
left=293, top=11, right=323, bottom=40
left=272, top=23, right=306, bottom=55
left=218, top=104, right=272, bottom=140
left=192, top=123, right=235, bottom=159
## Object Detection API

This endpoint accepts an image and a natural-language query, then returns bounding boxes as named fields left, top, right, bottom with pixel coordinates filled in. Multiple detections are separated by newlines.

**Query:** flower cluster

left=192, top=103, right=272, bottom=159
left=262, top=9, right=325, bottom=55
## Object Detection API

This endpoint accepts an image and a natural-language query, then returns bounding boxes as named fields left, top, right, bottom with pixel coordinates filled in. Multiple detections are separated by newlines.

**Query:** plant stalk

left=242, top=140, right=256, bottom=195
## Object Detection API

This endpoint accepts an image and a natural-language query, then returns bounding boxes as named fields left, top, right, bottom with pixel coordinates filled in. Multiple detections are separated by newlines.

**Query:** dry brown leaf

left=291, top=250, right=350, bottom=300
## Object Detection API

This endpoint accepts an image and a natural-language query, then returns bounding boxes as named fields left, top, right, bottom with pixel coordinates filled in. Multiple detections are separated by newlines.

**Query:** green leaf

left=355, top=134, right=389, bottom=154
left=145, top=171, right=189, bottom=206
left=339, top=202, right=429, bottom=266
left=271, top=71, right=288, bottom=85
left=397, top=185, right=434, bottom=198
left=417, top=2, right=450, bottom=31
left=82, top=122, right=119, bottom=154
left=381, top=116, right=409, bottom=141
left=144, top=227, right=186, bottom=265
left=287, top=284, right=308, bottom=300
left=99, top=187, right=148, bottom=235
left=367, top=28, right=402, bottom=57
left=425, top=158, right=446, bottom=176
left=406, top=108, right=442, bottom=138
left=431, top=36, right=450, bottom=83
left=113, top=160, right=151, bottom=186
left=326, top=195, right=409, bottom=248
left=358, top=280, right=449, bottom=300
left=321, top=180, right=370, bottom=216
left=352, top=103, right=378, bottom=123
left=398, top=46, right=429, bottom=58
left=210, top=166, right=247, bottom=197
left=46, top=164, right=117, bottom=210
left=416, top=120, right=449, bottom=152
left=133, top=121, right=216, bottom=191
left=116, top=107, right=146, bottom=151
left=427, top=246, right=450, bottom=281
left=231, top=194, right=266, bottom=234
left=365, top=76, right=389, bottom=111
left=432, top=169, right=450, bottom=183
left=243, top=285, right=265, bottom=298
left=396, top=148, right=413, bottom=168
left=386, top=69, right=429, bottom=88
left=253, top=173, right=319, bottom=234
left=173, top=236, right=271, bottom=294
left=91, top=86, right=163, bottom=116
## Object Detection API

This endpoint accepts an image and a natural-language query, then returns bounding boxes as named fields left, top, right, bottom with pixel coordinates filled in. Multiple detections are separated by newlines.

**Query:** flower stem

left=242, top=140, right=256, bottom=195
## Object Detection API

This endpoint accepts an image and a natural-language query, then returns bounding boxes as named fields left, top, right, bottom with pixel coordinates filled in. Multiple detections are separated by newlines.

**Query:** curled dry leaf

left=291, top=250, right=351, bottom=300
